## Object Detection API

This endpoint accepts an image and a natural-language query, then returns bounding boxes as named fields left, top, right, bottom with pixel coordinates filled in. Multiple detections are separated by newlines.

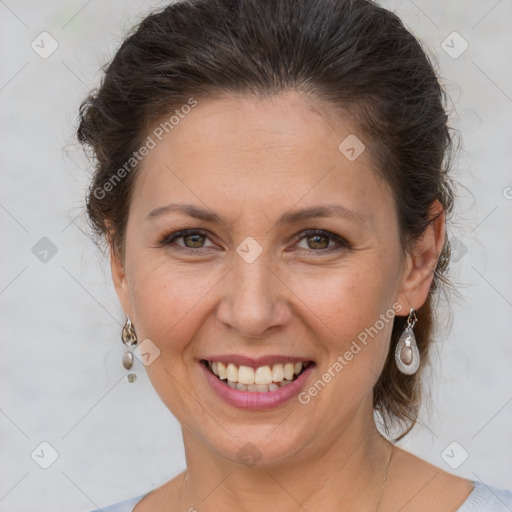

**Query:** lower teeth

left=224, top=380, right=295, bottom=392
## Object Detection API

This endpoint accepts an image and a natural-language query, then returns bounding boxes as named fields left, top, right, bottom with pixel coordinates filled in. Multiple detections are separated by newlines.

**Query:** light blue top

left=88, top=492, right=149, bottom=512
left=88, top=481, right=512, bottom=511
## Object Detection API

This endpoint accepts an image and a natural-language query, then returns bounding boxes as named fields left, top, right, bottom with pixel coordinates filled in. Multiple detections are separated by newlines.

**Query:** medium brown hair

left=77, top=0, right=457, bottom=440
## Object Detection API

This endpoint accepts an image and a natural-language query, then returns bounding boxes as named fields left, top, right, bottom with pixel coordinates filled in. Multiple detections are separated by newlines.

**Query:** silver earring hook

left=121, top=317, right=138, bottom=346
left=406, top=307, right=417, bottom=330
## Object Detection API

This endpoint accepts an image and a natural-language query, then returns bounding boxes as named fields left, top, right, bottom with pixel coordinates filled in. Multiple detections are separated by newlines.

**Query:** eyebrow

left=146, top=202, right=369, bottom=226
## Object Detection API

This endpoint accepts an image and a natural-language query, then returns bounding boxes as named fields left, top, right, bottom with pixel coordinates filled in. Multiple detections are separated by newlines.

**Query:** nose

left=216, top=251, right=291, bottom=338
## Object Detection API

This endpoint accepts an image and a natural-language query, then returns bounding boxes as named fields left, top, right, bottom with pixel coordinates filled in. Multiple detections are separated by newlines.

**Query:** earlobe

left=110, top=246, right=131, bottom=317
left=395, top=201, right=446, bottom=314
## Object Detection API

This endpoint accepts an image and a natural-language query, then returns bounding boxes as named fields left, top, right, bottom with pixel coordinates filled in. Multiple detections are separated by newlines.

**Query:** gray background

left=0, top=0, right=511, bottom=510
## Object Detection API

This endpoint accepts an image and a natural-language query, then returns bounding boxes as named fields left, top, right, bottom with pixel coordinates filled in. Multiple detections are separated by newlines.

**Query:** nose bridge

left=218, top=242, right=287, bottom=337
left=235, top=247, right=272, bottom=298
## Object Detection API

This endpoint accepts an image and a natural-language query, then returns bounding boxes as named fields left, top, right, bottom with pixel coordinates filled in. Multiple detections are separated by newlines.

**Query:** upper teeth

left=208, top=361, right=309, bottom=385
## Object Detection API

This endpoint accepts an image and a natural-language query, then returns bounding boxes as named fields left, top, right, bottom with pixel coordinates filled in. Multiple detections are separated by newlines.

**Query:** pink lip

left=200, top=354, right=314, bottom=368
left=199, top=360, right=316, bottom=410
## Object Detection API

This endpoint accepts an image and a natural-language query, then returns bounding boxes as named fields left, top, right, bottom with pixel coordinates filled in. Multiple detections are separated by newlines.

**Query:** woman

left=78, top=0, right=511, bottom=510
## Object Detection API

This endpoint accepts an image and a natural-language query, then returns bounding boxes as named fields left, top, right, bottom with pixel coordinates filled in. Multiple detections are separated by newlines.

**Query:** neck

left=177, top=398, right=393, bottom=512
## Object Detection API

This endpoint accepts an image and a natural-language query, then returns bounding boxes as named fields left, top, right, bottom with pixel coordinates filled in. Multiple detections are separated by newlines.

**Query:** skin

left=110, top=91, right=474, bottom=511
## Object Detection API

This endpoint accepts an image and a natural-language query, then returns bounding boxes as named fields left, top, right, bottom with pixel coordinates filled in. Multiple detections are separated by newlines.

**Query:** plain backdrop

left=0, top=0, right=511, bottom=510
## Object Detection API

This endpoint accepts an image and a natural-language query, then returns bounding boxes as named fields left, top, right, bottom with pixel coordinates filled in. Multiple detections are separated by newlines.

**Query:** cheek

left=125, top=257, right=217, bottom=354
left=303, top=262, right=393, bottom=325
left=302, top=264, right=396, bottom=372
left=294, top=270, right=396, bottom=423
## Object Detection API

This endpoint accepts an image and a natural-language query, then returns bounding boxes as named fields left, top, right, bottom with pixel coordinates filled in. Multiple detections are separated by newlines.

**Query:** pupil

left=185, top=234, right=204, bottom=248
left=309, top=234, right=328, bottom=250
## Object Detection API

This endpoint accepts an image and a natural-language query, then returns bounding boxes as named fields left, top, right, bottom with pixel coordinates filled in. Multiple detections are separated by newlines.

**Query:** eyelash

left=158, top=228, right=350, bottom=254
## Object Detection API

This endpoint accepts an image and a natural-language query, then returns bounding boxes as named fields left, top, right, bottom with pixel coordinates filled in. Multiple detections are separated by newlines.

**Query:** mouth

left=200, top=359, right=314, bottom=393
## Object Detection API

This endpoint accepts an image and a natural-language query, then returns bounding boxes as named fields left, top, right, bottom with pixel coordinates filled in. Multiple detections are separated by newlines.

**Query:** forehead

left=130, top=91, right=393, bottom=228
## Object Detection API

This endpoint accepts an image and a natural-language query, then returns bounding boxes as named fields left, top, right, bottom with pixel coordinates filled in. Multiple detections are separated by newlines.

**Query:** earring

left=121, top=317, right=138, bottom=383
left=395, top=307, right=420, bottom=375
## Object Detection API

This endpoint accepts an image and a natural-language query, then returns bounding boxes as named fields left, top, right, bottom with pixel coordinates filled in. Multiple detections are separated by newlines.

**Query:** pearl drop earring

left=395, top=307, right=420, bottom=375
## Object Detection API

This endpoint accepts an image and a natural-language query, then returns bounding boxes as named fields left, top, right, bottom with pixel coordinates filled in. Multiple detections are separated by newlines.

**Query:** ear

left=110, top=243, right=132, bottom=318
left=395, top=200, right=446, bottom=315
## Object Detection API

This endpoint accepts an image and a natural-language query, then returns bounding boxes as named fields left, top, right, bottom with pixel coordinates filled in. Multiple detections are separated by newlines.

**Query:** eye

left=294, top=229, right=349, bottom=253
left=159, top=229, right=216, bottom=250
left=158, top=228, right=350, bottom=254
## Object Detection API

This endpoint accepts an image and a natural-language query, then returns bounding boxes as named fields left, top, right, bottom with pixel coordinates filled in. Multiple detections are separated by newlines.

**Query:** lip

left=199, top=359, right=316, bottom=410
left=200, top=354, right=314, bottom=368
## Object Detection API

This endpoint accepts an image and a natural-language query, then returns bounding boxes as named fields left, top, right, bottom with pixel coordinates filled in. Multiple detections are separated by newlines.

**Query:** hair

left=77, top=0, right=457, bottom=440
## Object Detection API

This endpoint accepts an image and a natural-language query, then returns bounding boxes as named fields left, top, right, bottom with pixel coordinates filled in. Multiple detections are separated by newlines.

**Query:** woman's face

left=111, top=91, right=435, bottom=466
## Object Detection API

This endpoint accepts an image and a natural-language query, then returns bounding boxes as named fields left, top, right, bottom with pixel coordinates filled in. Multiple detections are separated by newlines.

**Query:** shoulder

left=87, top=493, right=149, bottom=512
left=456, top=481, right=512, bottom=512
left=384, top=447, right=477, bottom=510
left=387, top=446, right=512, bottom=511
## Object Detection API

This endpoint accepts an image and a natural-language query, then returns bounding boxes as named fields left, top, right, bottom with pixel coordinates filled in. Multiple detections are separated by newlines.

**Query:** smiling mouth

left=200, top=359, right=314, bottom=392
